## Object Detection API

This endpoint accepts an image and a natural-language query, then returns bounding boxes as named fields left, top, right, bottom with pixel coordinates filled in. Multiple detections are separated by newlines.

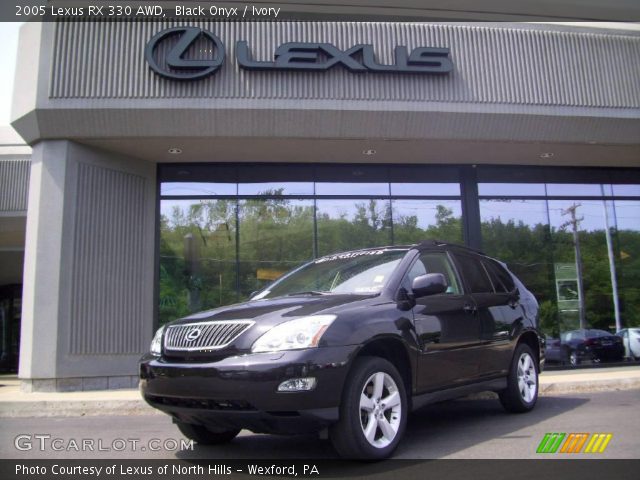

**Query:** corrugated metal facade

left=69, top=162, right=148, bottom=355
left=0, top=159, right=30, bottom=212
left=49, top=21, right=640, bottom=108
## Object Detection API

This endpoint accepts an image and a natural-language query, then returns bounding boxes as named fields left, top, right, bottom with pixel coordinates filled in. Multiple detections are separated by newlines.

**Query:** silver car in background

left=617, top=328, right=640, bottom=360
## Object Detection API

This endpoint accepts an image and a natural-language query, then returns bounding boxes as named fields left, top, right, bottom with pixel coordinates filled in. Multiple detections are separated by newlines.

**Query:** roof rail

left=417, top=239, right=485, bottom=255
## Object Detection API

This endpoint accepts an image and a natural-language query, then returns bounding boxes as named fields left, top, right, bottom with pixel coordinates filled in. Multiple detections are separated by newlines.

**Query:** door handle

left=463, top=303, right=477, bottom=315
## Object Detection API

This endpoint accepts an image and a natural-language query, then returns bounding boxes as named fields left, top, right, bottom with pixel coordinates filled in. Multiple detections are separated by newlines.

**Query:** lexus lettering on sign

left=145, top=26, right=453, bottom=80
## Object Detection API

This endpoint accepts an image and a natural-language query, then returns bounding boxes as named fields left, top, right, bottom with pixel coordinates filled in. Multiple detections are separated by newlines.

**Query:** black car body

left=560, top=329, right=624, bottom=366
left=140, top=241, right=543, bottom=458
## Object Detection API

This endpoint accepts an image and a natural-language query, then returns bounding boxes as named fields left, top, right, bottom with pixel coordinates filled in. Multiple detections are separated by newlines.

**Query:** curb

left=0, top=399, right=162, bottom=418
left=539, top=377, right=640, bottom=395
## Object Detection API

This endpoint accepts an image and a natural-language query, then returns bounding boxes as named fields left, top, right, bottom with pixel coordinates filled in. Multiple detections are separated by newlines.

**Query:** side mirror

left=412, top=273, right=447, bottom=298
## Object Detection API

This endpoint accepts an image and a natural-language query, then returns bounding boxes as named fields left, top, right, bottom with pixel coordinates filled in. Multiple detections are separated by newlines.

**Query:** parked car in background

left=616, top=328, right=640, bottom=360
left=140, top=241, right=543, bottom=459
left=544, top=336, right=567, bottom=365
left=560, top=329, right=624, bottom=366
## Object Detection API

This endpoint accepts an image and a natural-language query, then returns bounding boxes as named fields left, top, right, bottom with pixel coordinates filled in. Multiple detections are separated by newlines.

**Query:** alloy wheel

left=516, top=352, right=537, bottom=403
left=359, top=372, right=402, bottom=448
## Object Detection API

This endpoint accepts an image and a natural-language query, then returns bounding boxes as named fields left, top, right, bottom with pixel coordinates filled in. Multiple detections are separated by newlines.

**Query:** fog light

left=277, top=377, right=317, bottom=392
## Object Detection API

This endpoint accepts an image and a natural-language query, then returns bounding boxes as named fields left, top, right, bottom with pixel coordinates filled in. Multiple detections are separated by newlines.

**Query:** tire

left=499, top=344, right=539, bottom=413
left=175, top=422, right=240, bottom=445
left=330, top=357, right=408, bottom=459
left=569, top=350, right=580, bottom=367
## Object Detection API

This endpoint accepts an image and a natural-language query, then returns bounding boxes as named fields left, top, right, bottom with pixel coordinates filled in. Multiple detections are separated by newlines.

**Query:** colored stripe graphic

left=536, top=433, right=565, bottom=453
left=584, top=433, right=613, bottom=453
left=537, top=433, right=613, bottom=454
left=560, top=433, right=589, bottom=453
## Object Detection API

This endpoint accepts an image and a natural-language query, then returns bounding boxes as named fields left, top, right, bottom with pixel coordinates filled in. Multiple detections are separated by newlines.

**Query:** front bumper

left=139, top=346, right=355, bottom=434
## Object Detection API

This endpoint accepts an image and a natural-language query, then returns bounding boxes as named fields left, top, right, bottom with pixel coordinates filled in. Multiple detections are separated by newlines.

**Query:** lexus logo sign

left=145, top=27, right=225, bottom=80
left=145, top=27, right=453, bottom=80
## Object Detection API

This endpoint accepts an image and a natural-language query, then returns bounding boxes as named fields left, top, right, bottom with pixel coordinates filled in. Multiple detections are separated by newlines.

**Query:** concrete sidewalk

left=1, top=366, right=639, bottom=418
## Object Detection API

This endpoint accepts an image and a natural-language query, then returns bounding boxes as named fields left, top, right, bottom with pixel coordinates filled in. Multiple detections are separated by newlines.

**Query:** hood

left=162, top=293, right=375, bottom=359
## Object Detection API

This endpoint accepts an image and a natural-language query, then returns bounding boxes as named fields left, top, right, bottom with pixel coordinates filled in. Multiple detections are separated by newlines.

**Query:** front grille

left=164, top=320, right=254, bottom=352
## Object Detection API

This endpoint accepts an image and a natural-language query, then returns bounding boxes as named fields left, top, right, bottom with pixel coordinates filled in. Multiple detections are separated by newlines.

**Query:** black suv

left=140, top=241, right=543, bottom=459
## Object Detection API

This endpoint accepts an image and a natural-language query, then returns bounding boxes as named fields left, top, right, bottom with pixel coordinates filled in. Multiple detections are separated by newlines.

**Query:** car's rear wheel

left=569, top=350, right=580, bottom=367
left=175, top=422, right=240, bottom=445
left=330, top=357, right=407, bottom=459
left=499, top=344, right=538, bottom=413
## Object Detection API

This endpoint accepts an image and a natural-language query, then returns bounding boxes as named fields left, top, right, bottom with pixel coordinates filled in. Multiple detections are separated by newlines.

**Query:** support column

left=19, top=140, right=156, bottom=391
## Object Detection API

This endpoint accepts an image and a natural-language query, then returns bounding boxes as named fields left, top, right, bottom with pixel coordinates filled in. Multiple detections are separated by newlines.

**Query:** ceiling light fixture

left=168, top=147, right=182, bottom=154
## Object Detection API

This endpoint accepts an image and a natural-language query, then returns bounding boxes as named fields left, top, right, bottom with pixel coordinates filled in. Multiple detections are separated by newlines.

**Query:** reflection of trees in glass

left=159, top=200, right=237, bottom=326
left=481, top=199, right=640, bottom=337
left=160, top=196, right=640, bottom=334
left=239, top=195, right=315, bottom=298
left=160, top=198, right=464, bottom=325
left=317, top=199, right=393, bottom=255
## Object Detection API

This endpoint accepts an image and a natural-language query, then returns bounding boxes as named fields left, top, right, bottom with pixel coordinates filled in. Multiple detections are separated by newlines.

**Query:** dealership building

left=1, top=11, right=639, bottom=390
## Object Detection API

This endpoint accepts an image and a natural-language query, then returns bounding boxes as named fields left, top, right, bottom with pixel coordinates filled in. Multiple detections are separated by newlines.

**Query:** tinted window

left=455, top=254, right=494, bottom=294
left=401, top=252, right=461, bottom=294
left=482, top=259, right=515, bottom=293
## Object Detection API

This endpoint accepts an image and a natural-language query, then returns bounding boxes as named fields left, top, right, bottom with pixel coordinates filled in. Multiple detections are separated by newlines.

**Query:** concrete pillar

left=19, top=140, right=156, bottom=392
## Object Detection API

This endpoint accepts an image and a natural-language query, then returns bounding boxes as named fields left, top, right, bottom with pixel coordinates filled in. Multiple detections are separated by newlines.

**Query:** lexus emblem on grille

left=185, top=328, right=202, bottom=341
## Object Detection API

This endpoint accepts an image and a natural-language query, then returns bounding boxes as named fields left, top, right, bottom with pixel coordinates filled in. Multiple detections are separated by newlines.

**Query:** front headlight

left=150, top=325, right=165, bottom=355
left=251, top=315, right=336, bottom=353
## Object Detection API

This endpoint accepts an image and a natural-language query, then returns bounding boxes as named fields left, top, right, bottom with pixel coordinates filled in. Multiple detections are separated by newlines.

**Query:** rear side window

left=454, top=254, right=494, bottom=294
left=482, top=259, right=515, bottom=293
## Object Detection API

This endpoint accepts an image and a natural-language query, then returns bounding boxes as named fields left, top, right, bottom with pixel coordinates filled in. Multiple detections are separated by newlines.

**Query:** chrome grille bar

left=164, top=320, right=254, bottom=352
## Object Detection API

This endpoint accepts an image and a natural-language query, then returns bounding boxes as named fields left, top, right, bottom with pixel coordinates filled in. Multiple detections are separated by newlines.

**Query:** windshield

left=254, top=248, right=409, bottom=299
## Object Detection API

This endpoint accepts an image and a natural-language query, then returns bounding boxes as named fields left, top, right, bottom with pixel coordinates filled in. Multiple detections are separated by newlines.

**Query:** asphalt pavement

left=0, top=389, right=638, bottom=459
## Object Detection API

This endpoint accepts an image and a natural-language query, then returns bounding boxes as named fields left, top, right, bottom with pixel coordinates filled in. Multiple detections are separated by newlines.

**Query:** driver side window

left=401, top=252, right=461, bottom=295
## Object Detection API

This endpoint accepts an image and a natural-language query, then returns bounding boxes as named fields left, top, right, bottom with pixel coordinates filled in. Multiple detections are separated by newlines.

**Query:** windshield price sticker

left=315, top=249, right=386, bottom=264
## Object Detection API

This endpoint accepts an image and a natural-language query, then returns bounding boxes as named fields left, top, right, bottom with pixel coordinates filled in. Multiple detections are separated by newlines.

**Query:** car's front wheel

left=330, top=357, right=407, bottom=459
left=175, top=422, right=241, bottom=445
left=499, top=344, right=539, bottom=413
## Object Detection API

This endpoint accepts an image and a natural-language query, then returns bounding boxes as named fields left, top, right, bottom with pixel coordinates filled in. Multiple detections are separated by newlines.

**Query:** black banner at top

left=3, top=0, right=640, bottom=23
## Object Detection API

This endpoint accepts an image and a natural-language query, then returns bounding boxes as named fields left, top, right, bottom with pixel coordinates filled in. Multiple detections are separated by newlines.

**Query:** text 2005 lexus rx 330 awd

left=140, top=241, right=543, bottom=459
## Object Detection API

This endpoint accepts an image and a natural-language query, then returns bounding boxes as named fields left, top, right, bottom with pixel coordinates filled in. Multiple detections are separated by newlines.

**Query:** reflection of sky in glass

left=315, top=183, right=389, bottom=196
left=481, top=199, right=629, bottom=232
left=316, top=199, right=390, bottom=219
left=393, top=200, right=462, bottom=229
left=480, top=199, right=548, bottom=227
left=238, top=182, right=313, bottom=196
left=546, top=184, right=604, bottom=196
left=613, top=185, right=640, bottom=197
left=479, top=183, right=546, bottom=196
left=161, top=182, right=237, bottom=196
left=612, top=201, right=640, bottom=231
left=161, top=199, right=193, bottom=220
left=390, top=183, right=460, bottom=196
left=480, top=183, right=640, bottom=198
left=547, top=200, right=609, bottom=232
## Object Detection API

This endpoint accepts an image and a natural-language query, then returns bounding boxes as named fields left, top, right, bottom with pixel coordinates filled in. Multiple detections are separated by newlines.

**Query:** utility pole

left=601, top=186, right=622, bottom=332
left=561, top=204, right=586, bottom=329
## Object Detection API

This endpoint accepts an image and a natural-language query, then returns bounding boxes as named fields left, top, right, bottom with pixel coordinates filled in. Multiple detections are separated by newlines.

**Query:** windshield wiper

left=286, top=290, right=331, bottom=296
